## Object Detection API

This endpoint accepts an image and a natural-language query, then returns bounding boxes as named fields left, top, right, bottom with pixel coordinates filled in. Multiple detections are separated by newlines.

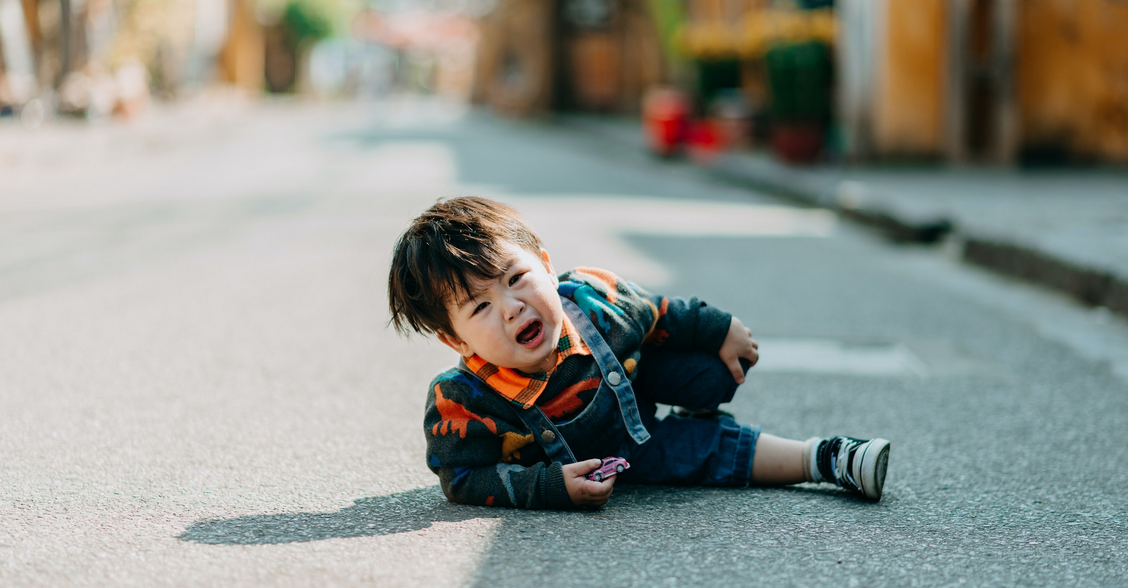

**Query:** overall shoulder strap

left=559, top=295, right=651, bottom=445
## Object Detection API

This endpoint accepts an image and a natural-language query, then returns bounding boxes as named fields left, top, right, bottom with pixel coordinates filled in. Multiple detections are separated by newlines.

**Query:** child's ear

left=540, top=249, right=557, bottom=284
left=437, top=330, right=473, bottom=358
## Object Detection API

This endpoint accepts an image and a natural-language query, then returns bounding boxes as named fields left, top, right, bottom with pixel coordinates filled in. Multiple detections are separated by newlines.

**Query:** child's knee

left=635, top=350, right=742, bottom=408
left=684, top=355, right=742, bottom=407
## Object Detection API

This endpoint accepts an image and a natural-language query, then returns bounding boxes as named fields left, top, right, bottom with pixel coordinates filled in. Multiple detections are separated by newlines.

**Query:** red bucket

left=643, top=87, right=690, bottom=157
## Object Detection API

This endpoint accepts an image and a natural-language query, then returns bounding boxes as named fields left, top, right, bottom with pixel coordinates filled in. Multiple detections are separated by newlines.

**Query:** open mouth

left=516, top=320, right=543, bottom=346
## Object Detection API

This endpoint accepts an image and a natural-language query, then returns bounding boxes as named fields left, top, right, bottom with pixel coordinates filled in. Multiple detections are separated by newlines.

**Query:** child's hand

left=719, top=317, right=759, bottom=384
left=563, top=459, right=616, bottom=507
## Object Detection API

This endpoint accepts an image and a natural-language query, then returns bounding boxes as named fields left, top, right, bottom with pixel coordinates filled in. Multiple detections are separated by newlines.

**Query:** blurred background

left=4, top=3, right=1128, bottom=585
left=1, top=0, right=1126, bottom=166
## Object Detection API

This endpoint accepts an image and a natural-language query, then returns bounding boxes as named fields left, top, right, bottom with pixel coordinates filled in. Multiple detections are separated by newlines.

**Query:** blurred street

left=2, top=98, right=1127, bottom=586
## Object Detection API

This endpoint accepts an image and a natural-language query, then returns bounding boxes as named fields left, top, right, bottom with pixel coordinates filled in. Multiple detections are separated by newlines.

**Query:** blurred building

left=469, top=0, right=1128, bottom=166
left=0, top=0, right=265, bottom=118
left=679, top=0, right=1128, bottom=165
left=840, top=0, right=1128, bottom=165
left=350, top=6, right=478, bottom=99
left=473, top=0, right=665, bottom=116
left=217, top=0, right=264, bottom=94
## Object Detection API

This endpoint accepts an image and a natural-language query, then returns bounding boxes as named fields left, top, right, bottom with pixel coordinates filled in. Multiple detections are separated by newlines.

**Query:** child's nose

left=505, top=297, right=525, bottom=320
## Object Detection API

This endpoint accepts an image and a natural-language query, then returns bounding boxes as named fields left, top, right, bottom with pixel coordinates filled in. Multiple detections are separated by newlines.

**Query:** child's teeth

left=519, top=322, right=539, bottom=344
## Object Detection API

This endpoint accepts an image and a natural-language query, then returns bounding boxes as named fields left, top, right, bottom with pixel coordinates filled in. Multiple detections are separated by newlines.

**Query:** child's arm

left=430, top=458, right=614, bottom=508
left=425, top=373, right=602, bottom=509
left=582, top=268, right=758, bottom=382
left=648, top=294, right=758, bottom=382
left=431, top=460, right=573, bottom=509
left=640, top=293, right=734, bottom=354
left=559, top=268, right=734, bottom=354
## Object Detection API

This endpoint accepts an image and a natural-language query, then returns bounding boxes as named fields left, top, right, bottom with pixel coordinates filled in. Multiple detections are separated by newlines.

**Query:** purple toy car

left=587, top=457, right=630, bottom=482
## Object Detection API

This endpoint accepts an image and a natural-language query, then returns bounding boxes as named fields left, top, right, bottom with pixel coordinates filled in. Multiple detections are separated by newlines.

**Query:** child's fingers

left=578, top=458, right=603, bottom=476
left=738, top=337, right=759, bottom=368
left=563, top=458, right=603, bottom=478
left=745, top=345, right=759, bottom=368
left=583, top=477, right=615, bottom=505
left=725, top=356, right=746, bottom=384
left=564, top=459, right=617, bottom=506
left=587, top=477, right=614, bottom=495
left=572, top=481, right=613, bottom=507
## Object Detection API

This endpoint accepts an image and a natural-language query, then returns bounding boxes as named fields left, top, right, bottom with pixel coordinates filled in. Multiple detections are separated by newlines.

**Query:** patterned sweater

left=423, top=267, right=732, bottom=509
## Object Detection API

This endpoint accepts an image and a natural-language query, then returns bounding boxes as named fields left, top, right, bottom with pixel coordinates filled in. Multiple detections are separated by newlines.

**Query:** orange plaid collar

left=463, top=314, right=591, bottom=408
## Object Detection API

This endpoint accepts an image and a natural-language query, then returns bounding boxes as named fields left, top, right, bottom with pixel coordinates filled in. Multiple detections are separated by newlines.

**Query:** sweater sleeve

left=433, top=460, right=572, bottom=510
left=423, top=371, right=574, bottom=510
left=559, top=267, right=732, bottom=355
left=639, top=289, right=733, bottom=354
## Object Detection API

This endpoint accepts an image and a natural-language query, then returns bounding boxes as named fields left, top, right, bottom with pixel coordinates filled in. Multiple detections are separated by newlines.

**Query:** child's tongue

left=517, top=321, right=541, bottom=345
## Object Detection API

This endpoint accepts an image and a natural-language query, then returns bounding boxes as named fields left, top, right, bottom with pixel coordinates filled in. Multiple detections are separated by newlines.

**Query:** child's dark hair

left=388, top=196, right=544, bottom=336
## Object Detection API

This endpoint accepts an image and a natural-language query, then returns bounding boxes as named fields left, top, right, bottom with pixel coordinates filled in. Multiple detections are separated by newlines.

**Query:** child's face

left=438, top=241, right=565, bottom=374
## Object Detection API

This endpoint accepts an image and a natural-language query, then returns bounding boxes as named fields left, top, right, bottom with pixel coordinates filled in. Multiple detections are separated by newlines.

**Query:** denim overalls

left=464, top=294, right=760, bottom=487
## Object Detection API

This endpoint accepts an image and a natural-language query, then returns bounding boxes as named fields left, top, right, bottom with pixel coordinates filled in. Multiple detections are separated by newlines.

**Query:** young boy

left=388, top=197, right=890, bottom=509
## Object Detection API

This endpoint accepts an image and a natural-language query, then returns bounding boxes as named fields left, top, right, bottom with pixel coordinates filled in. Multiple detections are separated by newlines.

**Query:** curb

left=553, top=114, right=1127, bottom=317
left=962, top=238, right=1128, bottom=317
left=708, top=154, right=953, bottom=243
left=709, top=152, right=1128, bottom=317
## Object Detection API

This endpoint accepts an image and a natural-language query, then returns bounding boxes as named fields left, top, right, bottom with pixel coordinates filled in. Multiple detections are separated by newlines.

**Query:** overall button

left=606, top=371, right=622, bottom=386
left=541, top=430, right=556, bottom=443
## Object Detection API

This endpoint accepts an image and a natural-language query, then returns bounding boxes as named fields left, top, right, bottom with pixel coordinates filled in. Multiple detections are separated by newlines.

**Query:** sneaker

left=812, top=436, right=890, bottom=501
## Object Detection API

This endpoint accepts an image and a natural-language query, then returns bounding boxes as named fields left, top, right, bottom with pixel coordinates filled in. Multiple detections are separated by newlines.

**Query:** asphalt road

left=2, top=98, right=1127, bottom=587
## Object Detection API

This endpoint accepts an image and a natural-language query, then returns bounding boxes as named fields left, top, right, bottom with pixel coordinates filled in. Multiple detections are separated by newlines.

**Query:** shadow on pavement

left=178, top=481, right=861, bottom=549
left=179, top=485, right=500, bottom=545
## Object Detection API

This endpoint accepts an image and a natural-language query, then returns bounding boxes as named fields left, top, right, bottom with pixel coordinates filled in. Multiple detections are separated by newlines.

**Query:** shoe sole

left=852, top=438, right=890, bottom=501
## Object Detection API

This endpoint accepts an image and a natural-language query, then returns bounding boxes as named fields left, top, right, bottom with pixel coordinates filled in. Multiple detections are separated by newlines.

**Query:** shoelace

left=833, top=440, right=861, bottom=491
left=818, top=437, right=862, bottom=491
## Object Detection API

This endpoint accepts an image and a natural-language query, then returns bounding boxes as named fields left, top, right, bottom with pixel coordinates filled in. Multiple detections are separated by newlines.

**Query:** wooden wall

left=871, top=0, right=947, bottom=158
left=1018, top=0, right=1128, bottom=162
left=218, top=0, right=264, bottom=94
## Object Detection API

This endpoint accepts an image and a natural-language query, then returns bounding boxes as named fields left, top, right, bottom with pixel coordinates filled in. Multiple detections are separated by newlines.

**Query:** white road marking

left=754, top=339, right=927, bottom=377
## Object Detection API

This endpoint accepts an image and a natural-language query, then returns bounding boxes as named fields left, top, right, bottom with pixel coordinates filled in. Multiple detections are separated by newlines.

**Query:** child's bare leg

left=756, top=434, right=892, bottom=501
left=750, top=433, right=807, bottom=485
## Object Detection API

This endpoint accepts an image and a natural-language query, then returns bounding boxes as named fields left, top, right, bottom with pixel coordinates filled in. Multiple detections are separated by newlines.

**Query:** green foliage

left=695, top=59, right=743, bottom=105
left=764, top=41, right=832, bottom=123
left=282, top=0, right=335, bottom=44
left=648, top=0, right=685, bottom=56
